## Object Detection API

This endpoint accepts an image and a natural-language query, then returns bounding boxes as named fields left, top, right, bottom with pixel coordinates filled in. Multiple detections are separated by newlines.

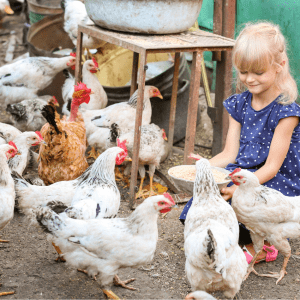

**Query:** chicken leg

left=0, top=283, right=14, bottom=297
left=52, top=242, right=66, bottom=262
left=87, top=147, right=101, bottom=160
left=135, top=177, right=146, bottom=199
left=258, top=240, right=291, bottom=284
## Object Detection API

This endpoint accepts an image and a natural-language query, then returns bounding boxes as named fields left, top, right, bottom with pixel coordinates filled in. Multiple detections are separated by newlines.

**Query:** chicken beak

left=172, top=204, right=178, bottom=209
left=40, top=140, right=47, bottom=146
left=16, top=151, right=21, bottom=156
left=90, top=91, right=95, bottom=94
left=55, top=102, right=60, bottom=107
left=163, top=136, right=168, bottom=141
left=124, top=156, right=132, bottom=162
left=5, top=5, right=14, bottom=14
left=157, top=94, right=163, bottom=99
left=225, top=175, right=231, bottom=180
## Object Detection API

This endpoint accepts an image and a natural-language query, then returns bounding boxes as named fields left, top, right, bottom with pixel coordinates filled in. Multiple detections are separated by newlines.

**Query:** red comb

left=229, top=168, right=241, bottom=176
left=92, top=57, right=98, bottom=68
left=70, top=52, right=76, bottom=57
left=117, top=138, right=128, bottom=153
left=52, top=96, right=58, bottom=104
left=8, top=141, right=17, bottom=150
left=35, top=131, right=43, bottom=140
left=163, top=192, right=175, bottom=205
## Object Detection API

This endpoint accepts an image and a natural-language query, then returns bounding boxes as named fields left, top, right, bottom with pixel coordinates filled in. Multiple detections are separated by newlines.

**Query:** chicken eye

left=159, top=201, right=164, bottom=205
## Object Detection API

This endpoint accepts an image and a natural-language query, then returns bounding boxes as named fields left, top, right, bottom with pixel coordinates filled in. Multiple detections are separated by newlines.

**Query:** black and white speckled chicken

left=6, top=96, right=59, bottom=132
left=0, top=56, right=76, bottom=105
left=184, top=159, right=247, bottom=299
left=109, top=122, right=168, bottom=198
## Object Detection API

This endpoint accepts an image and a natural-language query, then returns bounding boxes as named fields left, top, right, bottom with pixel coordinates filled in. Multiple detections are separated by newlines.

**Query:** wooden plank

left=129, top=50, right=147, bottom=209
left=212, top=0, right=223, bottom=61
left=167, top=52, right=180, bottom=157
left=183, top=51, right=202, bottom=164
left=78, top=24, right=235, bottom=51
left=130, top=52, right=139, bottom=96
left=75, top=31, right=83, bottom=83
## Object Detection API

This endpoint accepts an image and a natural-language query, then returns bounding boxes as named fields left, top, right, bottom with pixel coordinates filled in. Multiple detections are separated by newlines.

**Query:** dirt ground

left=1, top=13, right=300, bottom=300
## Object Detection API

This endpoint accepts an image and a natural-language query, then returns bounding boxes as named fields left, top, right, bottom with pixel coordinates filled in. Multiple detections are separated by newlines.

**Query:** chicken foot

left=135, top=177, right=146, bottom=199
left=113, top=275, right=136, bottom=290
left=258, top=254, right=290, bottom=284
left=87, top=147, right=101, bottom=160
left=77, top=269, right=97, bottom=281
left=52, top=242, right=66, bottom=262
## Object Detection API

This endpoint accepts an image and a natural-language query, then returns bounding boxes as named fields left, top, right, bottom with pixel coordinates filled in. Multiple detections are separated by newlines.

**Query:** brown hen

left=38, top=82, right=92, bottom=185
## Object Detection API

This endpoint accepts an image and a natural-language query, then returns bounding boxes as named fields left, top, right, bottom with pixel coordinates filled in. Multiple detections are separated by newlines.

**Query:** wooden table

left=75, top=24, right=235, bottom=208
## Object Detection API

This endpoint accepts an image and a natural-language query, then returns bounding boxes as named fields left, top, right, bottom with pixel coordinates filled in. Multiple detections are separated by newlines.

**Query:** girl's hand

left=220, top=185, right=237, bottom=201
left=189, top=153, right=203, bottom=161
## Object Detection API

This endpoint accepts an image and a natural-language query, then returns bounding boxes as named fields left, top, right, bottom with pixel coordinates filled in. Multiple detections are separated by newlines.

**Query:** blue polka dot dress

left=180, top=90, right=300, bottom=223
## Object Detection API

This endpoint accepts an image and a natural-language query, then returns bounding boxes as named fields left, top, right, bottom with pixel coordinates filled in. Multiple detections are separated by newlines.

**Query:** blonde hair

left=233, top=21, right=298, bottom=104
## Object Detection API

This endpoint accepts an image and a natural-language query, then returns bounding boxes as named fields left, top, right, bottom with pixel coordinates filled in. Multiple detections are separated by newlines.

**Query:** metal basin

left=85, top=0, right=203, bottom=34
left=168, top=165, right=231, bottom=195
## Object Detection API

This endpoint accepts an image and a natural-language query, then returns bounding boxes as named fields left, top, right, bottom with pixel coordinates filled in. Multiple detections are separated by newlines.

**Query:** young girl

left=180, top=21, right=300, bottom=262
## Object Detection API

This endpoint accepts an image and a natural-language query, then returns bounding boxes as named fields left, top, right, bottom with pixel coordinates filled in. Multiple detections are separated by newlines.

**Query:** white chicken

left=62, top=59, right=107, bottom=114
left=61, top=0, right=106, bottom=51
left=6, top=96, right=59, bottom=131
left=184, top=159, right=247, bottom=299
left=110, top=123, right=168, bottom=198
left=8, top=131, right=46, bottom=175
left=0, top=56, right=76, bottom=104
left=31, top=193, right=176, bottom=299
left=50, top=145, right=131, bottom=221
left=228, top=168, right=300, bottom=284
left=0, top=142, right=19, bottom=243
left=0, top=0, right=14, bottom=18
left=185, top=291, right=217, bottom=300
left=0, top=122, right=21, bottom=145
left=84, top=86, right=163, bottom=159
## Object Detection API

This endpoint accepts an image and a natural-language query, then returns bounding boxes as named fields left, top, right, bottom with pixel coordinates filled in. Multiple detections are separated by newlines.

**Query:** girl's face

left=238, top=65, right=280, bottom=96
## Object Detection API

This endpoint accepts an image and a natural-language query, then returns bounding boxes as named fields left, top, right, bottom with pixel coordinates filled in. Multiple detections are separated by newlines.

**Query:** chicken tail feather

left=41, top=105, right=61, bottom=134
left=46, top=200, right=69, bottom=214
left=32, top=206, right=65, bottom=235
left=207, top=228, right=216, bottom=262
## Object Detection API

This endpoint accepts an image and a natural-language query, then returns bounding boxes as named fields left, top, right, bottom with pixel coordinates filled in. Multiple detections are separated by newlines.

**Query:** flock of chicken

left=1, top=0, right=300, bottom=299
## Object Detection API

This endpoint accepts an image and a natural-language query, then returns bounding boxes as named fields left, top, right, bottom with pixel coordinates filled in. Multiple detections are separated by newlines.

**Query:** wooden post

left=130, top=52, right=139, bottom=96
left=75, top=28, right=83, bottom=83
left=167, top=52, right=180, bottom=157
left=183, top=51, right=202, bottom=164
left=129, top=50, right=147, bottom=209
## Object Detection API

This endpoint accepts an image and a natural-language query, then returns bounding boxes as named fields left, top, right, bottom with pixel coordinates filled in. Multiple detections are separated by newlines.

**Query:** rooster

left=0, top=56, right=76, bottom=105
left=228, top=168, right=300, bottom=284
left=61, top=0, right=106, bottom=52
left=62, top=58, right=107, bottom=114
left=84, top=86, right=163, bottom=159
left=38, top=82, right=92, bottom=185
left=109, top=123, right=168, bottom=198
left=6, top=96, right=59, bottom=132
left=31, top=193, right=176, bottom=299
left=184, top=159, right=247, bottom=298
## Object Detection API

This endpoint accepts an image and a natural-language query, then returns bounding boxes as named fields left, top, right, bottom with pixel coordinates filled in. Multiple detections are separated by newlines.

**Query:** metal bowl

left=168, top=165, right=231, bottom=195
left=85, top=0, right=203, bottom=34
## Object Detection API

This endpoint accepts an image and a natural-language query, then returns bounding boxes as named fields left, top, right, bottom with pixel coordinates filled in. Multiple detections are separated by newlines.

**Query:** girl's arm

left=254, top=116, right=299, bottom=184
